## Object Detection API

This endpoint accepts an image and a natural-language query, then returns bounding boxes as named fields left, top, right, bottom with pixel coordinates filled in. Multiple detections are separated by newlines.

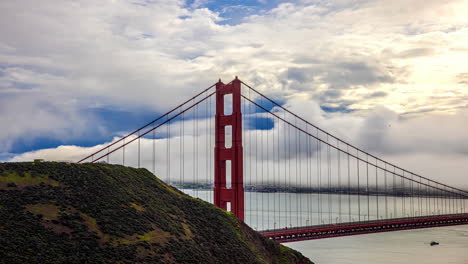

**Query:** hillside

left=0, top=162, right=312, bottom=264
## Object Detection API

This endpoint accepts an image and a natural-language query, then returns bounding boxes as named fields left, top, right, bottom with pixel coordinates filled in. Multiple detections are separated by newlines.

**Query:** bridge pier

left=214, top=77, right=244, bottom=221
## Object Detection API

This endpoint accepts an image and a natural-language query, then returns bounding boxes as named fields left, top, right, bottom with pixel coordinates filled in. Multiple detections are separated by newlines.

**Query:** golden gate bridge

left=77, top=77, right=468, bottom=243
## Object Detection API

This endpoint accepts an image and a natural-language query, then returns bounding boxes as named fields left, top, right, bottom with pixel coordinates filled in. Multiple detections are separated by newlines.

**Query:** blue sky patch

left=185, top=0, right=286, bottom=25
left=320, top=105, right=355, bottom=113
left=245, top=116, right=274, bottom=130
left=7, top=107, right=165, bottom=154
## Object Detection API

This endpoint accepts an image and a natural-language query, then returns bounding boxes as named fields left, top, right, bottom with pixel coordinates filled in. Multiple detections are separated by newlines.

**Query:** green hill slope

left=0, top=162, right=312, bottom=264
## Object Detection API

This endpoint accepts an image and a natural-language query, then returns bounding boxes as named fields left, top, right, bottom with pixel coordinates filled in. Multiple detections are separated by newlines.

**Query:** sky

left=1, top=0, right=468, bottom=187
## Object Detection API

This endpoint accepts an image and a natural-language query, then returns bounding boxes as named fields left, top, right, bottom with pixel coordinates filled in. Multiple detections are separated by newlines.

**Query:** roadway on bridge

left=261, top=213, right=468, bottom=243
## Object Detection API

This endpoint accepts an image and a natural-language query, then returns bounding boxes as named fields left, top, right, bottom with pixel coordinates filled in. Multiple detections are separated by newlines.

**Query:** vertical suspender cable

left=327, top=134, right=331, bottom=224
left=385, top=163, right=388, bottom=219
left=410, top=173, right=414, bottom=217
left=402, top=171, right=405, bottom=217
left=307, top=126, right=310, bottom=225
left=375, top=159, right=378, bottom=219
left=193, top=103, right=196, bottom=194
left=138, top=132, right=140, bottom=168
left=255, top=104, right=259, bottom=230
left=446, top=186, right=449, bottom=214
left=317, top=131, right=322, bottom=224
left=288, top=114, right=292, bottom=227
left=441, top=184, right=444, bottom=215
left=357, top=150, right=361, bottom=222
left=195, top=104, right=199, bottom=198
left=447, top=186, right=450, bottom=214
left=326, top=134, right=332, bottom=224
left=296, top=117, right=300, bottom=227
left=153, top=123, right=155, bottom=175
left=393, top=168, right=396, bottom=218
left=182, top=111, right=185, bottom=190
left=284, top=113, right=288, bottom=228
left=266, top=102, right=270, bottom=229
left=393, top=167, right=397, bottom=218
left=366, top=155, right=370, bottom=221
left=277, top=111, right=281, bottom=228
left=308, top=128, right=315, bottom=225
left=418, top=177, right=423, bottom=216
left=338, top=141, right=341, bottom=223
left=168, top=116, right=171, bottom=186
left=261, top=99, right=265, bottom=230
left=347, top=144, right=351, bottom=222
left=428, top=179, right=431, bottom=215
left=205, top=92, right=208, bottom=201
left=454, top=189, right=457, bottom=214
left=249, top=89, right=253, bottom=224
left=270, top=102, right=275, bottom=228
left=449, top=187, right=452, bottom=214
left=442, top=185, right=445, bottom=215
left=440, top=184, right=443, bottom=215
left=177, top=112, right=180, bottom=190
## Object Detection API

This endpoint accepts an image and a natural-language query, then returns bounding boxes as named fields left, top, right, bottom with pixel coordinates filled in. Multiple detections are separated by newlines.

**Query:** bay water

left=183, top=189, right=468, bottom=263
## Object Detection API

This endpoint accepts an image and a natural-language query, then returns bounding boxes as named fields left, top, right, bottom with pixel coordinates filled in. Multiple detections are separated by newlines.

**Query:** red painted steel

left=261, top=214, right=468, bottom=243
left=214, top=77, right=244, bottom=221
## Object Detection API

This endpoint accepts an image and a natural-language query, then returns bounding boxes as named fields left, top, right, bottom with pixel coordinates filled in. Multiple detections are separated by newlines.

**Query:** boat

left=430, top=241, right=439, bottom=246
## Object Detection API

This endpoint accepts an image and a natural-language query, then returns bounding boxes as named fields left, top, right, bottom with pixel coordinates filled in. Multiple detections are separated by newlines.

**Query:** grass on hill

left=0, top=162, right=312, bottom=264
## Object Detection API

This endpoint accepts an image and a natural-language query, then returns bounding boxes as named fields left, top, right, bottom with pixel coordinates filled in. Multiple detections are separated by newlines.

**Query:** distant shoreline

left=172, top=183, right=464, bottom=198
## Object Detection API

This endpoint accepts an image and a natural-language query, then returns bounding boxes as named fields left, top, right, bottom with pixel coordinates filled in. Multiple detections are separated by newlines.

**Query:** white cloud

left=2, top=0, right=468, bottom=189
left=10, top=101, right=468, bottom=188
left=0, top=92, right=97, bottom=153
left=1, top=0, right=466, bottom=114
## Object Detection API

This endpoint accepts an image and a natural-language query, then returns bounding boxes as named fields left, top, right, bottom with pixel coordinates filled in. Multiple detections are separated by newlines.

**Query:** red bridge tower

left=214, top=77, right=244, bottom=221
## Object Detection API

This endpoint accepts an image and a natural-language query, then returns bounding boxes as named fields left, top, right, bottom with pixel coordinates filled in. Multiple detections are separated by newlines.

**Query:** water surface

left=183, top=189, right=468, bottom=263
left=288, top=225, right=468, bottom=264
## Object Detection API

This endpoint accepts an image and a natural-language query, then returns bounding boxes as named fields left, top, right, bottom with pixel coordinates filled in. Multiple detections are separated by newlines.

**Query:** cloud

left=2, top=0, right=468, bottom=190
left=456, top=73, right=468, bottom=84
left=397, top=48, right=436, bottom=58
left=10, top=97, right=468, bottom=189
left=0, top=92, right=97, bottom=154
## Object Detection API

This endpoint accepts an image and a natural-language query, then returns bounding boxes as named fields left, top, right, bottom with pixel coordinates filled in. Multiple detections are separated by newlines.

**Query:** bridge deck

left=260, top=214, right=468, bottom=243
